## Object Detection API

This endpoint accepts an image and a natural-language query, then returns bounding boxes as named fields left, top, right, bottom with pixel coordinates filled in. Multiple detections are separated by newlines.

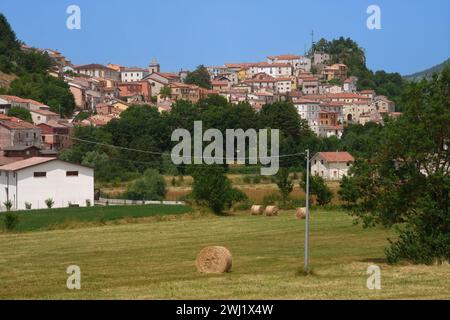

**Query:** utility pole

left=305, top=149, right=310, bottom=274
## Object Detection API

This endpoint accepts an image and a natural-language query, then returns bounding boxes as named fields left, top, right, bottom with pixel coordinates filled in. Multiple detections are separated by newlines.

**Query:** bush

left=227, top=188, right=248, bottom=206
left=45, top=198, right=55, bottom=209
left=85, top=199, right=91, bottom=207
left=300, top=174, right=333, bottom=206
left=25, top=202, right=32, bottom=210
left=3, top=212, right=19, bottom=231
left=262, top=193, right=303, bottom=210
left=262, top=193, right=282, bottom=207
left=233, top=199, right=253, bottom=211
left=191, top=165, right=243, bottom=214
left=3, top=200, right=12, bottom=211
left=126, top=169, right=167, bottom=201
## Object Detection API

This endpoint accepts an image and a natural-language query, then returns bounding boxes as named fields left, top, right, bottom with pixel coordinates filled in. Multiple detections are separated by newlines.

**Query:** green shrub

left=300, top=174, right=333, bottom=206
left=85, top=199, right=91, bottom=207
left=45, top=198, right=54, bottom=209
left=191, top=165, right=244, bottom=214
left=252, top=175, right=261, bottom=184
left=262, top=193, right=282, bottom=206
left=233, top=199, right=253, bottom=211
left=3, top=212, right=19, bottom=231
left=25, top=202, right=32, bottom=210
left=126, top=169, right=167, bottom=201
left=3, top=200, right=12, bottom=211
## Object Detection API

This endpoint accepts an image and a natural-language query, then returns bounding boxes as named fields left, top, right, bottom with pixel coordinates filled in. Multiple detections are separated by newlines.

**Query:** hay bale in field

left=250, top=205, right=264, bottom=215
left=296, top=207, right=307, bottom=220
left=196, top=246, right=232, bottom=274
left=265, top=205, right=279, bottom=216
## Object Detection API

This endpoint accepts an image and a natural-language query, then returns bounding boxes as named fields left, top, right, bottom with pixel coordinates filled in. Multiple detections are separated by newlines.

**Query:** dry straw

left=265, top=205, right=279, bottom=216
left=196, top=246, right=232, bottom=273
left=296, top=207, right=307, bottom=220
left=250, top=205, right=264, bottom=215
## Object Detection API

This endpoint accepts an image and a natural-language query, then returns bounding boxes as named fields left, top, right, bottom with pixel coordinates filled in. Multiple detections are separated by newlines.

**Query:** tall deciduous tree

left=276, top=167, right=294, bottom=205
left=184, top=65, right=211, bottom=89
left=339, top=66, right=450, bottom=264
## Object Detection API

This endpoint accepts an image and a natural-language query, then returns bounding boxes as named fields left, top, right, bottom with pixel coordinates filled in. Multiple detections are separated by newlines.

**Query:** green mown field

left=0, top=209, right=449, bottom=299
left=0, top=204, right=193, bottom=232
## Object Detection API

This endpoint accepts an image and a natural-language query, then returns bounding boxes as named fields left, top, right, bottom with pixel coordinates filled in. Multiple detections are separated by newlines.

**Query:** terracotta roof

left=0, top=119, right=38, bottom=129
left=327, top=93, right=368, bottom=99
left=224, top=63, right=257, bottom=69
left=268, top=54, right=302, bottom=60
left=212, top=81, right=229, bottom=86
left=251, top=62, right=292, bottom=68
left=0, top=156, right=25, bottom=166
left=0, top=95, right=29, bottom=103
left=293, top=98, right=320, bottom=104
left=153, top=72, right=179, bottom=79
left=0, top=157, right=56, bottom=171
left=30, top=109, right=59, bottom=116
left=316, top=152, right=354, bottom=163
left=122, top=67, right=147, bottom=72
left=74, top=64, right=116, bottom=71
left=0, top=95, right=46, bottom=107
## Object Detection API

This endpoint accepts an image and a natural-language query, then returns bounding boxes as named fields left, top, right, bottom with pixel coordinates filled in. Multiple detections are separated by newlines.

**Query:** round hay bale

left=250, top=205, right=264, bottom=215
left=265, top=205, right=279, bottom=216
left=196, top=246, right=232, bottom=274
left=296, top=207, right=307, bottom=220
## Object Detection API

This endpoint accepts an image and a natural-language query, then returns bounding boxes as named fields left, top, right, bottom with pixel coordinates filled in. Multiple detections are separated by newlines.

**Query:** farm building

left=311, top=152, right=354, bottom=181
left=0, top=157, right=94, bottom=211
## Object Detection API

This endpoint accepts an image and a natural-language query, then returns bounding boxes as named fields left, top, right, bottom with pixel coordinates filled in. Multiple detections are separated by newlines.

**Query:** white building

left=247, top=62, right=292, bottom=78
left=0, top=157, right=94, bottom=211
left=293, top=99, right=321, bottom=134
left=121, top=68, right=149, bottom=82
left=267, top=55, right=311, bottom=72
left=30, top=109, right=60, bottom=125
left=311, top=152, right=354, bottom=181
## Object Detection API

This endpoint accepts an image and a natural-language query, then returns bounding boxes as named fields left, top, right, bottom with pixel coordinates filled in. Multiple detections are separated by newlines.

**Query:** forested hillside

left=311, top=37, right=406, bottom=107
left=0, top=13, right=75, bottom=116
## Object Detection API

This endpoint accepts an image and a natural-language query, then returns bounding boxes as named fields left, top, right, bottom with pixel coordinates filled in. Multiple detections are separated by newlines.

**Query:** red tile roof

left=252, top=62, right=292, bottom=68
left=30, top=109, right=59, bottom=116
left=317, top=152, right=354, bottom=163
left=0, top=119, right=39, bottom=129
left=0, top=157, right=56, bottom=171
left=267, top=54, right=302, bottom=60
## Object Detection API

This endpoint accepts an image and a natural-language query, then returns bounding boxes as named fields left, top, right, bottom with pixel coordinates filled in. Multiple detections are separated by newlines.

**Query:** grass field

left=0, top=209, right=449, bottom=299
left=0, top=204, right=193, bottom=232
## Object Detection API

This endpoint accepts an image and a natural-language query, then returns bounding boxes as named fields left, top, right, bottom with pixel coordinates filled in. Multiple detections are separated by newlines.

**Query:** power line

left=67, top=136, right=307, bottom=161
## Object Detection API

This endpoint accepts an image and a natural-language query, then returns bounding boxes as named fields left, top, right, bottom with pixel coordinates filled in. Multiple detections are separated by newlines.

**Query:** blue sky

left=0, top=0, right=449, bottom=75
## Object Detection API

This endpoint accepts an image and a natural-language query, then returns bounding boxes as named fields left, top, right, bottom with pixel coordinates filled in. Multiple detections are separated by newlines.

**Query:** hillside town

left=0, top=43, right=404, bottom=210
left=0, top=2, right=448, bottom=302
left=2, top=47, right=400, bottom=137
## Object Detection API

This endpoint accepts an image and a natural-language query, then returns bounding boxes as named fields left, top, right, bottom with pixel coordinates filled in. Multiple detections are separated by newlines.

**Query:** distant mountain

left=404, top=58, right=450, bottom=81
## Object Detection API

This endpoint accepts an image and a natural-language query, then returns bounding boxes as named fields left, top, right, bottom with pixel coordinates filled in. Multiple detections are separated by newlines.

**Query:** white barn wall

left=0, top=160, right=94, bottom=211
left=311, top=155, right=352, bottom=181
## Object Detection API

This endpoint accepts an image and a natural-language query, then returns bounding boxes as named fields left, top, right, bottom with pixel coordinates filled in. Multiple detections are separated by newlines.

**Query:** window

left=66, top=171, right=79, bottom=177
left=34, top=172, right=46, bottom=178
